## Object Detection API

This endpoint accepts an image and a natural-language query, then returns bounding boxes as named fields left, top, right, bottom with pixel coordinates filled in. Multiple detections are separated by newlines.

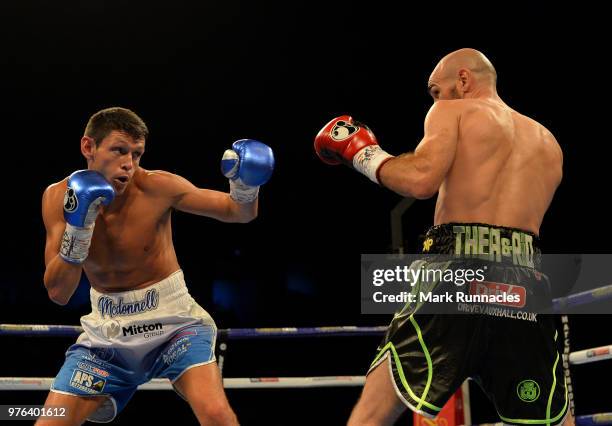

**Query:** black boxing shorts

left=368, top=223, right=569, bottom=425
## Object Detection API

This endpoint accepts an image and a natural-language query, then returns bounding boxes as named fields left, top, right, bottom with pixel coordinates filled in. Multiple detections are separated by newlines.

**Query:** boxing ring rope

left=0, top=324, right=387, bottom=338
left=552, top=283, right=612, bottom=311
left=0, top=376, right=366, bottom=390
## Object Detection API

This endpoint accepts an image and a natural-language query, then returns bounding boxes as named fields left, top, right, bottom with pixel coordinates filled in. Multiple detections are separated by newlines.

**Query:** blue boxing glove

left=60, top=170, right=115, bottom=264
left=221, top=139, right=275, bottom=203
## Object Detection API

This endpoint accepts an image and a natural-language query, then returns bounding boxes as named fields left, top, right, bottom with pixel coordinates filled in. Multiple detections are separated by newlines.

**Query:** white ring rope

left=568, top=345, right=612, bottom=365
left=0, top=376, right=365, bottom=391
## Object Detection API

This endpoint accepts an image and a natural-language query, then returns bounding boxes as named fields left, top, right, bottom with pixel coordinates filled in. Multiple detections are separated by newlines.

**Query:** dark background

left=0, top=2, right=610, bottom=424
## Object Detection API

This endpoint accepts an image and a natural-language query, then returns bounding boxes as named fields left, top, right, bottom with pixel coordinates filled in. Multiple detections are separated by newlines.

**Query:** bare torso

left=49, top=168, right=180, bottom=292
left=434, top=99, right=562, bottom=235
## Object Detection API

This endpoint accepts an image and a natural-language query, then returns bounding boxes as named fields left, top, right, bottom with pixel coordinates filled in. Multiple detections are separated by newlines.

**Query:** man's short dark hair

left=84, top=107, right=149, bottom=146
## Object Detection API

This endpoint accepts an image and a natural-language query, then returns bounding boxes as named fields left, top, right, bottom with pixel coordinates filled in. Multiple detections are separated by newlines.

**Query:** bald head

left=428, top=49, right=498, bottom=100
left=432, top=48, right=496, bottom=83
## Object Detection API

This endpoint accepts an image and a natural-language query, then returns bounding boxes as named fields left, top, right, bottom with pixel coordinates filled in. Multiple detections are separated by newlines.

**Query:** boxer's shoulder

left=425, top=99, right=465, bottom=123
left=134, top=168, right=198, bottom=201
left=41, top=180, right=70, bottom=232
left=42, top=178, right=68, bottom=211
left=44, top=178, right=68, bottom=196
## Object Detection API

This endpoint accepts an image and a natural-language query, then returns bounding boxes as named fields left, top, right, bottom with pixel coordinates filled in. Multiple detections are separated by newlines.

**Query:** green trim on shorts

left=370, top=316, right=441, bottom=413
left=498, top=350, right=568, bottom=425
left=409, top=315, right=435, bottom=412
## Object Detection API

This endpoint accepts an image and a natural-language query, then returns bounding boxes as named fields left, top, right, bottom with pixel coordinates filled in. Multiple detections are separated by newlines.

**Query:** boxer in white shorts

left=39, top=107, right=274, bottom=425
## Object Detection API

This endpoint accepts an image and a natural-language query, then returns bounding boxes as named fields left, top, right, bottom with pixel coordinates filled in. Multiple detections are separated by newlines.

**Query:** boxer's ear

left=457, top=69, right=471, bottom=91
left=81, top=136, right=96, bottom=161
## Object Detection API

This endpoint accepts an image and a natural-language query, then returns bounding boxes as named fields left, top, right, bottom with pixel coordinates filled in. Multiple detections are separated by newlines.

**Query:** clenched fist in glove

left=314, top=115, right=394, bottom=184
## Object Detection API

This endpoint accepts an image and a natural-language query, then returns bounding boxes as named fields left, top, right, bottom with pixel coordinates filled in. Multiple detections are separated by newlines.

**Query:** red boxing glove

left=314, top=115, right=394, bottom=183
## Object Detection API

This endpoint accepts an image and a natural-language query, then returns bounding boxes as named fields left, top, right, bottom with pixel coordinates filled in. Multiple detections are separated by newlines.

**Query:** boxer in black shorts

left=314, top=48, right=573, bottom=425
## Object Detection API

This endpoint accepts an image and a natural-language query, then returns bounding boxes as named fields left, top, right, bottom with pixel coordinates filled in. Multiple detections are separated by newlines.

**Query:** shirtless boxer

left=39, top=107, right=274, bottom=425
left=315, top=49, right=572, bottom=425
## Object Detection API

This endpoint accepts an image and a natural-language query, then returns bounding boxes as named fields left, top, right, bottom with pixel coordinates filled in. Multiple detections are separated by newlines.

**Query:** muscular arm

left=42, top=184, right=83, bottom=305
left=378, top=101, right=460, bottom=199
left=149, top=171, right=257, bottom=223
